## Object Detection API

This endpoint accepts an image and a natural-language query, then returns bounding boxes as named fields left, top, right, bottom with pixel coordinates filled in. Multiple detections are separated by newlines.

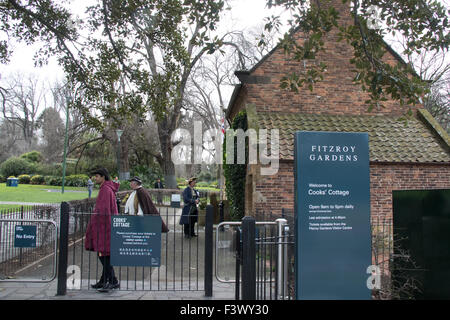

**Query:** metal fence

left=126, top=189, right=220, bottom=208
left=238, top=210, right=394, bottom=300
left=58, top=200, right=215, bottom=294
left=0, top=205, right=59, bottom=281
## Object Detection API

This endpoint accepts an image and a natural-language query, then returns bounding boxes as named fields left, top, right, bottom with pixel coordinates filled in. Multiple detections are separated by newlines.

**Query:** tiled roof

left=254, top=111, right=450, bottom=163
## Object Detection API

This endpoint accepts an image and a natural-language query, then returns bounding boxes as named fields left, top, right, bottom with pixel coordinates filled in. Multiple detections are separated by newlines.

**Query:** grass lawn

left=0, top=184, right=99, bottom=204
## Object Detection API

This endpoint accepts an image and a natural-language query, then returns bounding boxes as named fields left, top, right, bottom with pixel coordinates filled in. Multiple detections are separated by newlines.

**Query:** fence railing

left=244, top=210, right=394, bottom=300
left=57, top=201, right=215, bottom=295
left=117, top=189, right=220, bottom=209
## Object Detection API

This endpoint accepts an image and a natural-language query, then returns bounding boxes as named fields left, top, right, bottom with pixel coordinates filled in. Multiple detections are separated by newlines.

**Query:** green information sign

left=110, top=215, right=162, bottom=267
left=294, top=131, right=371, bottom=300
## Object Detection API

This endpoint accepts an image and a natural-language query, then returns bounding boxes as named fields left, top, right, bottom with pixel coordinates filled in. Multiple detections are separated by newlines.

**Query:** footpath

left=0, top=278, right=235, bottom=300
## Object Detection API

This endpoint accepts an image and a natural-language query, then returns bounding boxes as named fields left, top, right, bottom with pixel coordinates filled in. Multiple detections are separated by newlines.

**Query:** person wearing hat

left=179, top=177, right=199, bottom=238
left=124, top=177, right=145, bottom=215
left=124, top=176, right=169, bottom=231
left=84, top=167, right=120, bottom=292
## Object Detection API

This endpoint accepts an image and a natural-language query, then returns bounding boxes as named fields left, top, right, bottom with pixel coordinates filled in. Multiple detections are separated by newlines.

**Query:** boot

left=91, top=275, right=105, bottom=289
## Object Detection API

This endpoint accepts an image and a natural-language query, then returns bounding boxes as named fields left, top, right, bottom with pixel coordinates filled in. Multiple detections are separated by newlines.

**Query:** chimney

left=311, top=0, right=353, bottom=24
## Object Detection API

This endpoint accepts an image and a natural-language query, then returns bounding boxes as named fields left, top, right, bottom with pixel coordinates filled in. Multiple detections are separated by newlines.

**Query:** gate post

left=241, top=216, right=256, bottom=300
left=56, top=202, right=70, bottom=296
left=276, top=218, right=288, bottom=300
left=204, top=205, right=213, bottom=297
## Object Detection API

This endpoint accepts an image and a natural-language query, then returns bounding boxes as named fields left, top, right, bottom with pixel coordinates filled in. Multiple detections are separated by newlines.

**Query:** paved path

left=0, top=278, right=236, bottom=300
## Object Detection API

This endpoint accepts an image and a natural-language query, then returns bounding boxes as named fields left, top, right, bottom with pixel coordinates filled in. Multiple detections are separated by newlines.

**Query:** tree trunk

left=157, top=117, right=178, bottom=189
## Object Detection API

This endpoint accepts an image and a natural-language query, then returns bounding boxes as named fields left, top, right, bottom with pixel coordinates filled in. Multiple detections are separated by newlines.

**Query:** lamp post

left=61, top=95, right=70, bottom=194
left=116, top=129, right=123, bottom=180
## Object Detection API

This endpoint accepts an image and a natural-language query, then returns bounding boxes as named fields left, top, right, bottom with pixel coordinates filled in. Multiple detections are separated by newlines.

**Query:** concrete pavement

left=0, top=277, right=236, bottom=300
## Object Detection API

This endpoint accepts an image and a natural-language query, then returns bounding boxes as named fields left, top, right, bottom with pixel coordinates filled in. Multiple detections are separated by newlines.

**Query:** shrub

left=119, top=180, right=130, bottom=191
left=45, top=176, right=62, bottom=186
left=65, top=174, right=89, bottom=187
left=0, top=175, right=5, bottom=183
left=30, top=175, right=45, bottom=185
left=198, top=171, right=213, bottom=182
left=196, top=181, right=210, bottom=188
left=20, top=151, right=43, bottom=163
left=198, top=198, right=207, bottom=210
left=18, top=174, right=31, bottom=184
left=0, top=157, right=34, bottom=177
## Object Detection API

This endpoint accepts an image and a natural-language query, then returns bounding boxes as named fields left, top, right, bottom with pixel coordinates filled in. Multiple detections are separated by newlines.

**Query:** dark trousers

left=183, top=215, right=197, bottom=236
left=98, top=255, right=117, bottom=284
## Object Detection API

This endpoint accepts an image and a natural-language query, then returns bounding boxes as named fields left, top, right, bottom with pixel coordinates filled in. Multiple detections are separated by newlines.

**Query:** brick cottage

left=225, top=1, right=450, bottom=220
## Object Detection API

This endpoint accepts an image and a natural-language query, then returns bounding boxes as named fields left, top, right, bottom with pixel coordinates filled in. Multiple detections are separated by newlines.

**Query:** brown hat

left=91, top=168, right=110, bottom=181
left=129, top=176, right=142, bottom=184
left=188, top=177, right=197, bottom=184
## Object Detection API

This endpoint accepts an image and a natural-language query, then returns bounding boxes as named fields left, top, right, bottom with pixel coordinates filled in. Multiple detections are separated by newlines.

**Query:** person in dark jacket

left=84, top=167, right=120, bottom=292
left=179, top=177, right=199, bottom=238
left=154, top=178, right=164, bottom=205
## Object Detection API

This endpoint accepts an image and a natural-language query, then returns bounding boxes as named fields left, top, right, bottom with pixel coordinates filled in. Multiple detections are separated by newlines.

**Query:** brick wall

left=370, top=163, right=450, bottom=219
left=251, top=161, right=450, bottom=219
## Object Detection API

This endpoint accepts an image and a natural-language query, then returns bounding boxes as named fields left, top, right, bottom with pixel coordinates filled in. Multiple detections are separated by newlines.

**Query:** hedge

left=18, top=174, right=31, bottom=184
left=30, top=175, right=45, bottom=185
left=65, top=174, right=89, bottom=187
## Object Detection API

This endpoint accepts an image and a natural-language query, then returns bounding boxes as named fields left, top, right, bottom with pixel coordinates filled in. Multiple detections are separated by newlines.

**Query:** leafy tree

left=1, top=0, right=229, bottom=188
left=37, top=108, right=64, bottom=162
left=263, top=0, right=449, bottom=114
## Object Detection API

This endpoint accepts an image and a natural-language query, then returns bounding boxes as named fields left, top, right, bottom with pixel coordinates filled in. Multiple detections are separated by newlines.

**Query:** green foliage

left=30, top=175, right=45, bottom=185
left=197, top=171, right=213, bottom=182
left=20, top=151, right=43, bottom=163
left=44, top=176, right=63, bottom=186
left=0, top=157, right=34, bottom=178
left=0, top=175, right=5, bottom=183
left=198, top=198, right=208, bottom=210
left=223, top=110, right=248, bottom=221
left=65, top=174, right=89, bottom=187
left=119, top=180, right=130, bottom=191
left=18, top=174, right=31, bottom=184
left=131, top=165, right=163, bottom=188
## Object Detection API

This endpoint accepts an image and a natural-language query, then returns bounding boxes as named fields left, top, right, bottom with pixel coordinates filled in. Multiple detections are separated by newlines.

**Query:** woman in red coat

left=84, top=168, right=120, bottom=292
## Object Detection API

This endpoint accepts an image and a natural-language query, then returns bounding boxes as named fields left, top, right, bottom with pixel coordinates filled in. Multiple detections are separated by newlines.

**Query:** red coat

left=84, top=180, right=119, bottom=255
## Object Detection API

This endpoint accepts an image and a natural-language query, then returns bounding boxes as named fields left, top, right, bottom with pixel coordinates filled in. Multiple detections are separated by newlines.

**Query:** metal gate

left=0, top=215, right=58, bottom=283
left=56, top=202, right=214, bottom=295
left=215, top=217, right=295, bottom=300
